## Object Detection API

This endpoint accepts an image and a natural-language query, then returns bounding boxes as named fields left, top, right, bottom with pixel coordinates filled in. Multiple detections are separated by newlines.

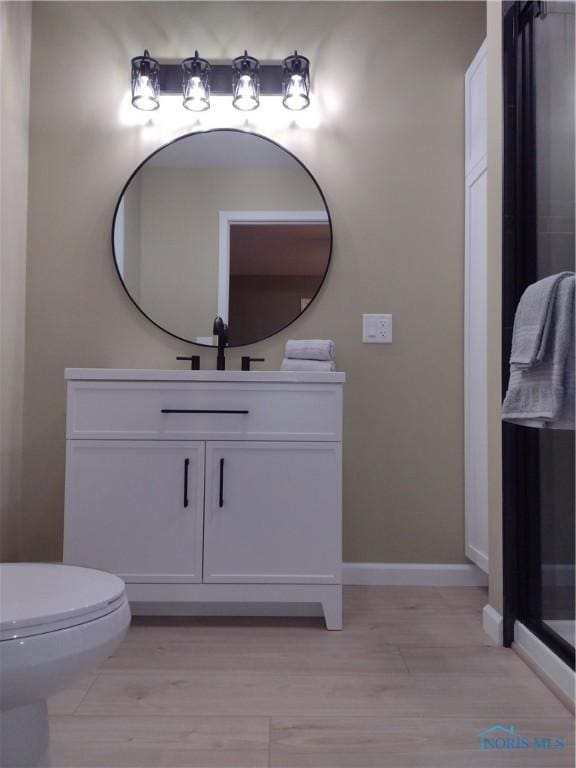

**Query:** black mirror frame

left=111, top=128, right=333, bottom=348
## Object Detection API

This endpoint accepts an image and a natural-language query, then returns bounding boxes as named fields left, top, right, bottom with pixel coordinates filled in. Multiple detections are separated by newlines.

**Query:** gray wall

left=22, top=1, right=486, bottom=563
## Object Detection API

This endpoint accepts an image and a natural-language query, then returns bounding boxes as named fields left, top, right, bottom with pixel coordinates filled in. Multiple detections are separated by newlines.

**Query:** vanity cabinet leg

left=321, top=586, right=343, bottom=630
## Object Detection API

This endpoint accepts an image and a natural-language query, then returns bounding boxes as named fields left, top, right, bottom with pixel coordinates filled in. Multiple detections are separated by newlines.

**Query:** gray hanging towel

left=509, top=271, right=573, bottom=367
left=502, top=273, right=575, bottom=429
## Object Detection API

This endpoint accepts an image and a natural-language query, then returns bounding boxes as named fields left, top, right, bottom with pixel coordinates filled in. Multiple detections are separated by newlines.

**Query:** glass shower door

left=502, top=0, right=575, bottom=668
left=532, top=1, right=575, bottom=655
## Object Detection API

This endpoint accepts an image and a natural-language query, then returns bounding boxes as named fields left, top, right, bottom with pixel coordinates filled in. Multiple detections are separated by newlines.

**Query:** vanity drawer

left=67, top=381, right=342, bottom=441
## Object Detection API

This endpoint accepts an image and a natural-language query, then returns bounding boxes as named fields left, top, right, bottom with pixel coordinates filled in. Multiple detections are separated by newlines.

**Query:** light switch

left=362, top=313, right=393, bottom=343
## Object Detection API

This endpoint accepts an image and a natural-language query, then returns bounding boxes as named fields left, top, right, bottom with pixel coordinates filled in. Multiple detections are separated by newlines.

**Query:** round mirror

left=112, top=129, right=332, bottom=347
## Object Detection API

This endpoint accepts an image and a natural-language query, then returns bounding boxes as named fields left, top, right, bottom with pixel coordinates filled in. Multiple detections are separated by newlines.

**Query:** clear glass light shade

left=282, top=52, right=310, bottom=111
left=131, top=50, right=160, bottom=111
left=232, top=52, right=260, bottom=111
left=234, top=74, right=259, bottom=110
left=182, top=52, right=210, bottom=112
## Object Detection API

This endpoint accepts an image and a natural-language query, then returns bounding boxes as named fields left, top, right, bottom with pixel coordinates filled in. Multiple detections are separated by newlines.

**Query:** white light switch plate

left=362, top=314, right=393, bottom=343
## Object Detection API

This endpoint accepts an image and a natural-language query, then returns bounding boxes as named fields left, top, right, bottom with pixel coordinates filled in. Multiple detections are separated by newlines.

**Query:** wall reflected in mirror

left=113, top=130, right=331, bottom=347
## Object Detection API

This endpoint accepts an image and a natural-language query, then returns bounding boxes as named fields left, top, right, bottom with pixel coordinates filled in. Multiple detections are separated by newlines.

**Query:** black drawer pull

left=219, top=458, right=224, bottom=508
left=161, top=409, right=249, bottom=415
left=184, top=458, right=190, bottom=508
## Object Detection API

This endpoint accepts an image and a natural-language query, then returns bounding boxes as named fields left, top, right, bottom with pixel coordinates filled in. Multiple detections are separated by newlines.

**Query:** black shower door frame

left=502, top=0, right=575, bottom=670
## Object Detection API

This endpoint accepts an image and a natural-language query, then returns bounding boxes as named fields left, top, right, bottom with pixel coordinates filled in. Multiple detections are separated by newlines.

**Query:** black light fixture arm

left=156, top=61, right=281, bottom=95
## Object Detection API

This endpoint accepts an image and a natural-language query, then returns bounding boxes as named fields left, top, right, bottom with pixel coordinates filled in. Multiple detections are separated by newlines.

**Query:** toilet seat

left=0, top=563, right=127, bottom=641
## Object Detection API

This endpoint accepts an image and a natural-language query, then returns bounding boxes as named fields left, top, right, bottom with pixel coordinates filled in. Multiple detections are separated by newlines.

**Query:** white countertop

left=65, top=368, right=346, bottom=384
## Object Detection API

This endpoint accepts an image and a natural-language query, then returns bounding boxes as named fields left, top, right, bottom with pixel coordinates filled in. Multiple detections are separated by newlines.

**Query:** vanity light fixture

left=182, top=51, right=211, bottom=112
left=282, top=51, right=310, bottom=111
left=131, top=49, right=160, bottom=111
left=129, top=51, right=310, bottom=112
left=232, top=51, right=260, bottom=111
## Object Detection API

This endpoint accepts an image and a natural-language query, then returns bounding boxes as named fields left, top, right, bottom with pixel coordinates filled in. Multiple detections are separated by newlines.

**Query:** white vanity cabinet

left=203, top=441, right=341, bottom=584
left=63, top=369, right=345, bottom=629
left=65, top=440, right=205, bottom=583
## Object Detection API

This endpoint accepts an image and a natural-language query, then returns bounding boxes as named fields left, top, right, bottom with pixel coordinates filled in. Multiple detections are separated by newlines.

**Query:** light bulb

left=234, top=74, right=258, bottom=110
left=134, top=75, right=157, bottom=110
left=285, top=74, right=308, bottom=110
left=184, top=76, right=209, bottom=111
left=189, top=77, right=204, bottom=98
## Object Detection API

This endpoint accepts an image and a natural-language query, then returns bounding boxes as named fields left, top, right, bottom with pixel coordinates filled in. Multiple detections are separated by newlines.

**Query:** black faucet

left=241, top=356, right=265, bottom=371
left=176, top=355, right=200, bottom=370
left=213, top=316, right=228, bottom=371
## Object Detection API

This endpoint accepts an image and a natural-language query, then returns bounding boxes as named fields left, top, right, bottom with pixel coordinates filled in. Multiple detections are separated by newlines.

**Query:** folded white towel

left=281, top=358, right=336, bottom=372
left=285, top=339, right=335, bottom=362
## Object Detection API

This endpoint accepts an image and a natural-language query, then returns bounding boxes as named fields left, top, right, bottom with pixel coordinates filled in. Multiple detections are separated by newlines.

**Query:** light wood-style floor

left=48, top=587, right=574, bottom=767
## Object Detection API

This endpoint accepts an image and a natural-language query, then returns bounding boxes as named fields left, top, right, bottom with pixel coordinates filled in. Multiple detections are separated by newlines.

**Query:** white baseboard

left=465, top=544, right=489, bottom=574
left=343, top=562, right=488, bottom=587
left=514, top=622, right=575, bottom=705
left=131, top=564, right=489, bottom=618
left=482, top=604, right=504, bottom=645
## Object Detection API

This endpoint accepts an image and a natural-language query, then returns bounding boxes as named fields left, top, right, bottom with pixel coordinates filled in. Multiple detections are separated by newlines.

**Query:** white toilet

left=0, top=563, right=131, bottom=767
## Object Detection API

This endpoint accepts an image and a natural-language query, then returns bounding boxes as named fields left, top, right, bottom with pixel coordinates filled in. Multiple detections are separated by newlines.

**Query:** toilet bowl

left=0, top=563, right=131, bottom=767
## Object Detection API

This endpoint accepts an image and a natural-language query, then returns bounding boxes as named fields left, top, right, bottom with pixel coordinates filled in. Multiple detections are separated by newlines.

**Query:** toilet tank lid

left=0, top=563, right=126, bottom=634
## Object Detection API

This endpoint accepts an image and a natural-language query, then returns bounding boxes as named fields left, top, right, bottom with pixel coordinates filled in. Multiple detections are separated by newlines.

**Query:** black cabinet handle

left=161, top=409, right=249, bottom=415
left=219, top=458, right=224, bottom=508
left=183, top=458, right=190, bottom=508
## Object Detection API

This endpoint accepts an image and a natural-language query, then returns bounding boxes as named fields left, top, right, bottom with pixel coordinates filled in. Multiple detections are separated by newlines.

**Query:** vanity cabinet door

left=64, top=440, right=205, bottom=583
left=204, top=442, right=341, bottom=584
